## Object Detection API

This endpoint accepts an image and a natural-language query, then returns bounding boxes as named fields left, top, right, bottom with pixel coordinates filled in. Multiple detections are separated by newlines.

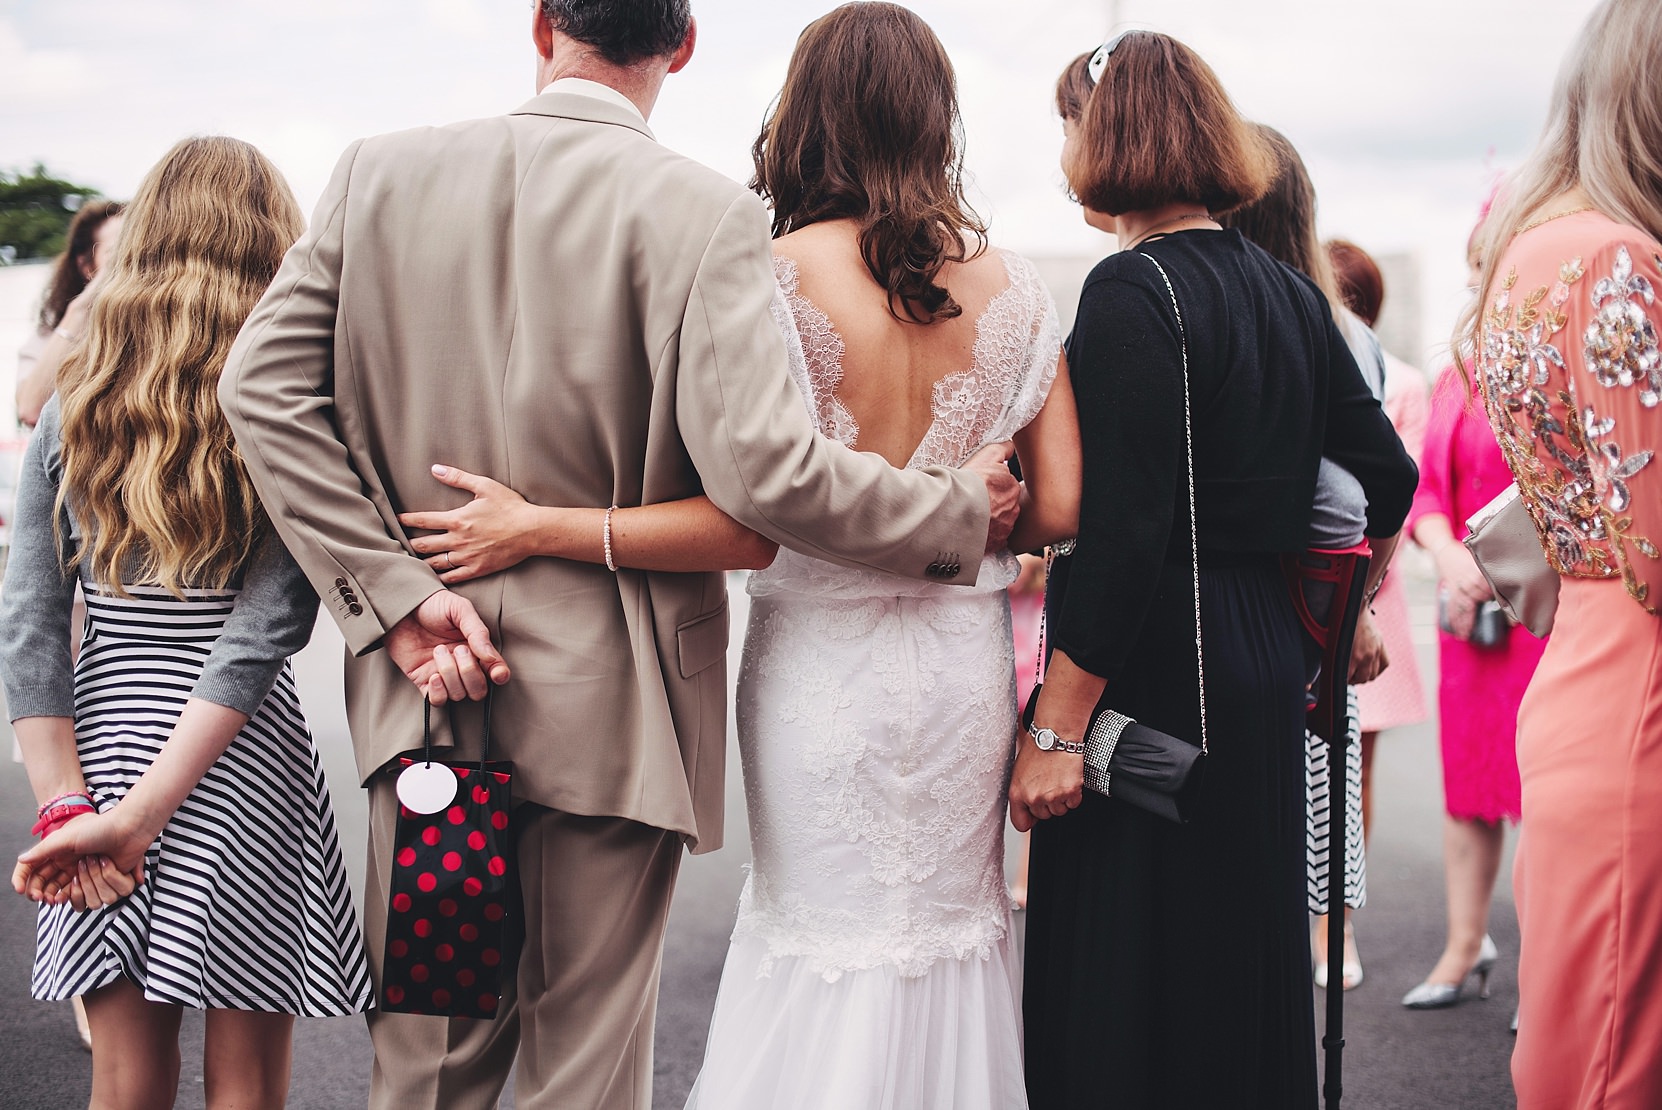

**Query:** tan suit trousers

left=362, top=773, right=681, bottom=1110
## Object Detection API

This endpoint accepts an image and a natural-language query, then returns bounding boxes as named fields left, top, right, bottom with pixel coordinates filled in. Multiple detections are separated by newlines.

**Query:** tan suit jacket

left=221, top=91, right=989, bottom=852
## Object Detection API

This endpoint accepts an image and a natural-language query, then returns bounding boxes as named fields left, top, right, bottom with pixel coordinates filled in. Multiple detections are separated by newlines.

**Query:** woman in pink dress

left=1460, top=1, right=1662, bottom=1102
left=1326, top=240, right=1430, bottom=760
left=1401, top=365, right=1546, bottom=1010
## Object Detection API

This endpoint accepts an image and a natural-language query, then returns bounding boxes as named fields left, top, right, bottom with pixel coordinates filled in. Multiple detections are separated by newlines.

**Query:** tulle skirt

left=685, top=929, right=1027, bottom=1110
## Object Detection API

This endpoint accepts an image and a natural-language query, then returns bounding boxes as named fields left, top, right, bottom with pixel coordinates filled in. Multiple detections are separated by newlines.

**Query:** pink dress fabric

left=1408, top=367, right=1547, bottom=823
left=1355, top=354, right=1430, bottom=733
left=1476, top=213, right=1662, bottom=1110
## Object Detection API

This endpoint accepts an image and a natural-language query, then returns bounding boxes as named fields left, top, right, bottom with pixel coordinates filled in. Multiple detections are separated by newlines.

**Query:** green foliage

left=0, top=164, right=103, bottom=262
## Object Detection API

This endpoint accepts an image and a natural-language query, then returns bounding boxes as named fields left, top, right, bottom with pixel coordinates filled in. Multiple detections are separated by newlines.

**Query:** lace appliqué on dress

left=774, top=256, right=859, bottom=447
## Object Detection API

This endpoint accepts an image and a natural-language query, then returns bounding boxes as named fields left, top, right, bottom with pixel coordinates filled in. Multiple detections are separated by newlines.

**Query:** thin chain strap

left=1032, top=251, right=1208, bottom=755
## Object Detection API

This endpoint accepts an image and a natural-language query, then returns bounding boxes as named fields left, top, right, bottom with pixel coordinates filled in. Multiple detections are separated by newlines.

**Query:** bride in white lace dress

left=684, top=9, right=1075, bottom=1107
left=397, top=6, right=1077, bottom=1106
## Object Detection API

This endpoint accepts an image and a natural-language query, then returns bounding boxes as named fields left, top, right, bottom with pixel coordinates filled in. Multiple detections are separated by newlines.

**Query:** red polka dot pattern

left=381, top=754, right=516, bottom=1020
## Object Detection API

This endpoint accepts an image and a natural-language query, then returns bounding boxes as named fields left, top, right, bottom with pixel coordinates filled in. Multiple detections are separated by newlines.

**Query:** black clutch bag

left=1027, top=249, right=1208, bottom=825
left=1021, top=686, right=1205, bottom=823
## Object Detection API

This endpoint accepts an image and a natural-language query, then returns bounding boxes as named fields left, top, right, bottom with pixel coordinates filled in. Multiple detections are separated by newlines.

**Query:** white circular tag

left=397, top=761, right=457, bottom=814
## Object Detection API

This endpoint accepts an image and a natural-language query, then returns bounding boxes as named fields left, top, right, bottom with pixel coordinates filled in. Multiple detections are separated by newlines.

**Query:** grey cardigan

left=0, top=397, right=317, bottom=720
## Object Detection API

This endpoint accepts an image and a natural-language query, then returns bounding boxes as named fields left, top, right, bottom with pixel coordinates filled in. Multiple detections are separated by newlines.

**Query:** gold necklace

left=1128, top=213, right=1216, bottom=249
left=1514, top=206, right=1594, bottom=236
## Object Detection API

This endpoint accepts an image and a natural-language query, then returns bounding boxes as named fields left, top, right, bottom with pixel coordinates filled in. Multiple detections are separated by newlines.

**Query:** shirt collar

left=542, top=77, right=645, bottom=124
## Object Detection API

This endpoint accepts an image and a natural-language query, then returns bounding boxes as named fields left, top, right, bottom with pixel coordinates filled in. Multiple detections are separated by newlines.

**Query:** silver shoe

left=1401, top=934, right=1499, bottom=1009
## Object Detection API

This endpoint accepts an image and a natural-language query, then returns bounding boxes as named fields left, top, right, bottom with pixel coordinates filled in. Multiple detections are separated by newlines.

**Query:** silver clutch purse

left=1463, top=483, right=1559, bottom=637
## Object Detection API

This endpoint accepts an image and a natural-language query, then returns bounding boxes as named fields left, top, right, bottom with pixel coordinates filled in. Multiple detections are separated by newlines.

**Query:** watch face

left=1033, top=727, right=1057, bottom=751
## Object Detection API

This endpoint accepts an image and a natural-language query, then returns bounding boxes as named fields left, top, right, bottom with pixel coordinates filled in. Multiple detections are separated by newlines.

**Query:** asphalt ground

left=0, top=565, right=1521, bottom=1109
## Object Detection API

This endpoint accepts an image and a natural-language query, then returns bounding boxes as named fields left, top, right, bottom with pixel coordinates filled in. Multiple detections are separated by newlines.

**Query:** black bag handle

left=420, top=687, right=495, bottom=773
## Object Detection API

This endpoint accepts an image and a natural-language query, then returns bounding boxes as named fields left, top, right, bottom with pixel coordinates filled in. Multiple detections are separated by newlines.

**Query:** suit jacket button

left=335, top=577, right=349, bottom=588
left=348, top=603, right=364, bottom=616
left=927, top=562, right=942, bottom=576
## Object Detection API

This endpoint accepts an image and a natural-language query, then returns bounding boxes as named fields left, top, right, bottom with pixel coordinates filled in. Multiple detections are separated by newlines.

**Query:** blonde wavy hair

left=1457, top=0, right=1662, bottom=365
left=55, top=136, right=304, bottom=596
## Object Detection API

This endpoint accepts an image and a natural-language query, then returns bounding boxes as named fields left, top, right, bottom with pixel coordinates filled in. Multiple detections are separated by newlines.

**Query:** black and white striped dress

left=30, top=584, right=373, bottom=1016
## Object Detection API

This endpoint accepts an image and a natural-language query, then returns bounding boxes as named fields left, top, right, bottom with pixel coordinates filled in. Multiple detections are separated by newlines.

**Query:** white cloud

left=0, top=18, right=103, bottom=106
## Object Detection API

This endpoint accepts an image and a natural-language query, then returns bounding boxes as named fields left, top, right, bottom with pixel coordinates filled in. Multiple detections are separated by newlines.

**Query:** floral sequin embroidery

left=1481, top=245, right=1659, bottom=611
left=1586, top=246, right=1660, bottom=406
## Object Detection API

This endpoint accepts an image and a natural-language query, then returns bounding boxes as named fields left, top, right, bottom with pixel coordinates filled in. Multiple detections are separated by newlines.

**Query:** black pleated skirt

left=1023, top=557, right=1316, bottom=1110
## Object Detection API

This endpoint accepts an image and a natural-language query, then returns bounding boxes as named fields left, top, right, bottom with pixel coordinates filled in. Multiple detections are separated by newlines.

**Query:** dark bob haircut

left=1057, top=31, right=1274, bottom=217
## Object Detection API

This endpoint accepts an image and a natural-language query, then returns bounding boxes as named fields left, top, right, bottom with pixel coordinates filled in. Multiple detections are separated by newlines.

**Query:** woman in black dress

left=1010, top=33, right=1417, bottom=1109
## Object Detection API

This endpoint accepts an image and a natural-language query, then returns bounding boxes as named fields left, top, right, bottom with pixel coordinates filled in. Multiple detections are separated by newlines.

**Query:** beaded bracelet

left=603, top=505, right=619, bottom=573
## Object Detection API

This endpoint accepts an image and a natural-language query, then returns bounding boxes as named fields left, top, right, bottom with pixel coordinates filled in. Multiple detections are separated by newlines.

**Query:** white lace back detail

left=755, top=249, right=1063, bottom=600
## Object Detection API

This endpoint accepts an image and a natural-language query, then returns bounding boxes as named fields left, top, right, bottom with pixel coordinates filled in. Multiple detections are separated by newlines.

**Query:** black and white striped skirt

left=1306, top=687, right=1366, bottom=913
left=30, top=586, right=373, bottom=1016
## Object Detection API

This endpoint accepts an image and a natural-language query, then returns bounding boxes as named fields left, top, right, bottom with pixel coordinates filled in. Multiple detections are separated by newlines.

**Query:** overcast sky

left=1, top=0, right=1601, bottom=364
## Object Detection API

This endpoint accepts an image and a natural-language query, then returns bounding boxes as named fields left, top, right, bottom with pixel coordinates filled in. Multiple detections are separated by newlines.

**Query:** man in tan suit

left=220, top=3, right=1016, bottom=1107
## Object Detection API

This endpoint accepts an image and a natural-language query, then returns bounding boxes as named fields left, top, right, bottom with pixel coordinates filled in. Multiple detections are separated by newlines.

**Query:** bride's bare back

left=774, top=219, right=1034, bottom=469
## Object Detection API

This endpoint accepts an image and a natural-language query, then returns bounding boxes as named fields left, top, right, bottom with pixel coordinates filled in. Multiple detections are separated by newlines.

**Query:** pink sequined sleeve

left=1570, top=240, right=1662, bottom=612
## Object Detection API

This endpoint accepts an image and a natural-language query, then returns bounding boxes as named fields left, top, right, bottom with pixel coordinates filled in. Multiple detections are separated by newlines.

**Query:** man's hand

left=384, top=590, right=511, bottom=705
left=966, top=441, right=1020, bottom=553
left=1348, top=608, right=1390, bottom=684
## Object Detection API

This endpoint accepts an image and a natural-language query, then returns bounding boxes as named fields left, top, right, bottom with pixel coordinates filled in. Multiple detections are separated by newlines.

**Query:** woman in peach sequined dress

left=1464, top=2, right=1662, bottom=1104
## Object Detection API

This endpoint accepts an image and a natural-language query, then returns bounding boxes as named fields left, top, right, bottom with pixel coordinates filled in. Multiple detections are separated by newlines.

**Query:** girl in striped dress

left=1, top=136, right=371, bottom=1109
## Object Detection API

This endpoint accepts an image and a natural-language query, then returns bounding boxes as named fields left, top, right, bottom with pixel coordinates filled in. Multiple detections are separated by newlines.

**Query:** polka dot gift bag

left=381, top=693, right=516, bottom=1019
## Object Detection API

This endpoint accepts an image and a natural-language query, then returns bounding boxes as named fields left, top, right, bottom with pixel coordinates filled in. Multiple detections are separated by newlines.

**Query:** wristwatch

left=1028, top=721, right=1086, bottom=755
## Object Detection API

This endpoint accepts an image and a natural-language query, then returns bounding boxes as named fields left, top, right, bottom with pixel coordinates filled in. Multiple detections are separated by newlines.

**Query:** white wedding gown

left=684, top=250, right=1061, bottom=1110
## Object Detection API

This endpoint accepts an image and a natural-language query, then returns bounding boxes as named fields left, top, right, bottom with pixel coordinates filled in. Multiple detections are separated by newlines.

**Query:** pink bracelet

left=30, top=806, right=93, bottom=838
left=36, top=791, right=95, bottom=819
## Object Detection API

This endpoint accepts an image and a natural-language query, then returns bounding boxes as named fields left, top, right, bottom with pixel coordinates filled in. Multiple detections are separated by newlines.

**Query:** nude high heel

left=1401, top=934, right=1499, bottom=1009
left=1312, top=919, right=1364, bottom=991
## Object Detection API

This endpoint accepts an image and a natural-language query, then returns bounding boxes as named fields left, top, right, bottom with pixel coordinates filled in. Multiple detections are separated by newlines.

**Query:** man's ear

left=531, top=2, right=555, bottom=61
left=667, top=17, right=697, bottom=74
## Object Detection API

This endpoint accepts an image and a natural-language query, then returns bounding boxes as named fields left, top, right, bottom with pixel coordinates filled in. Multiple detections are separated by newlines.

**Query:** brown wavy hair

left=55, top=137, right=304, bottom=596
left=751, top=2, right=986, bottom=325
left=37, top=199, right=125, bottom=331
